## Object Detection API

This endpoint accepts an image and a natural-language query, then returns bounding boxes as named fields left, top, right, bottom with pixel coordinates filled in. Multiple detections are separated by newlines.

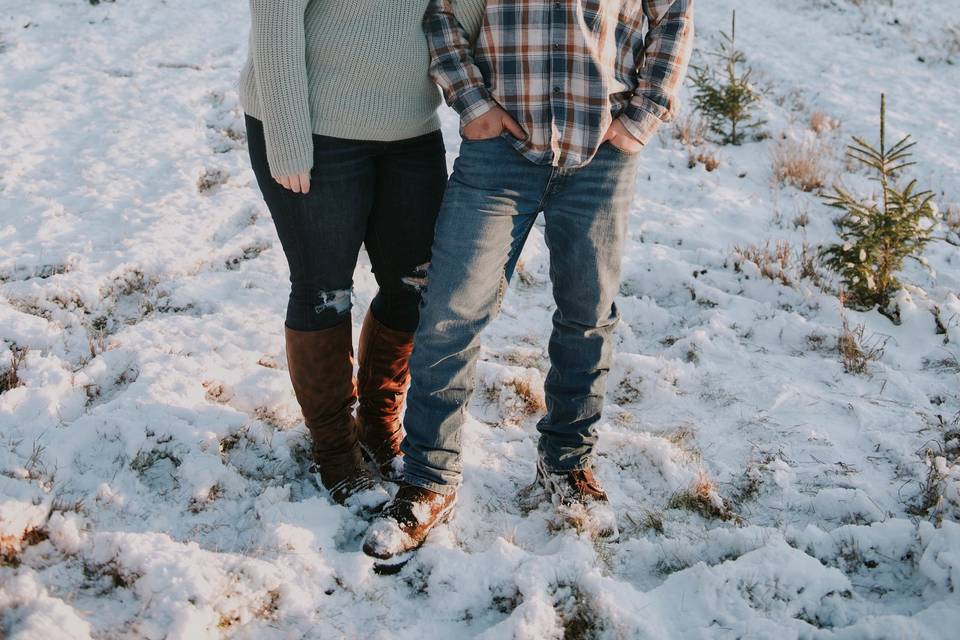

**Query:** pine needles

left=688, top=11, right=765, bottom=145
left=820, top=94, right=936, bottom=315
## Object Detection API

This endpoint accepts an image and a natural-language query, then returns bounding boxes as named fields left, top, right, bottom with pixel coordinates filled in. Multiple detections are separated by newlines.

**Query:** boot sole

left=372, top=551, right=413, bottom=575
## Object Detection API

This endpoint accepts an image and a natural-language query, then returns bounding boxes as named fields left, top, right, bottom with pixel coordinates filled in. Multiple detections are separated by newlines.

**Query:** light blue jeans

left=402, top=136, right=641, bottom=494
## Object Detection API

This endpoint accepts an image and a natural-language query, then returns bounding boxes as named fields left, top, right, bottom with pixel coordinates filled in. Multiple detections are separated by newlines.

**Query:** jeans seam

left=495, top=272, right=507, bottom=314
left=535, top=169, right=559, bottom=213
left=291, top=192, right=313, bottom=329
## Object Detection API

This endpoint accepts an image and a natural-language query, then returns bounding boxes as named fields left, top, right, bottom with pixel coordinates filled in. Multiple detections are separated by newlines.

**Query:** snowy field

left=2, top=0, right=960, bottom=638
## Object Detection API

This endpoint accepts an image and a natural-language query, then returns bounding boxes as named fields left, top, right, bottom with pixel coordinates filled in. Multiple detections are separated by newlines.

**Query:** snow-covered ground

left=2, top=0, right=959, bottom=637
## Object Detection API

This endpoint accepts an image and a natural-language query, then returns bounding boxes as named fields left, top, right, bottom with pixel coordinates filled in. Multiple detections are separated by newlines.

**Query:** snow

left=1, top=0, right=959, bottom=637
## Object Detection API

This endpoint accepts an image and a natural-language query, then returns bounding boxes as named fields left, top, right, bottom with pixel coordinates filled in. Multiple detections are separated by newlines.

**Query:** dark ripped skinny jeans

left=245, top=115, right=447, bottom=332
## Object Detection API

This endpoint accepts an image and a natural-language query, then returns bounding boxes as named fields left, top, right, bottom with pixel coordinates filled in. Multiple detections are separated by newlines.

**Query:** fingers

left=502, top=115, right=526, bottom=141
left=463, top=107, right=528, bottom=141
left=273, top=173, right=310, bottom=194
left=288, top=173, right=305, bottom=194
left=296, top=173, right=310, bottom=194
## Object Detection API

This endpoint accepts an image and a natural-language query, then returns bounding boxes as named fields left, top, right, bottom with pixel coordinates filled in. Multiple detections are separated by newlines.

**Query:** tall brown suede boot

left=356, top=310, right=414, bottom=480
left=285, top=320, right=386, bottom=509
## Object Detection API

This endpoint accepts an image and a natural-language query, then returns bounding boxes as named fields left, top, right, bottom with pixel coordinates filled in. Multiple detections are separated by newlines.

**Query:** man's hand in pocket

left=602, top=118, right=643, bottom=154
left=462, top=106, right=526, bottom=141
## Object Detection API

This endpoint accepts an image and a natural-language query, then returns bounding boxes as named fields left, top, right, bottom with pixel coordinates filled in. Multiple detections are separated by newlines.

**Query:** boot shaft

left=356, top=311, right=415, bottom=473
left=284, top=320, right=358, bottom=458
left=357, top=310, right=415, bottom=420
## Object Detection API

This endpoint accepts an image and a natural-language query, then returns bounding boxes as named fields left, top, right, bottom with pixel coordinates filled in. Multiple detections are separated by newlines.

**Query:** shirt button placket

left=551, top=1, right=563, bottom=97
left=550, top=0, right=564, bottom=163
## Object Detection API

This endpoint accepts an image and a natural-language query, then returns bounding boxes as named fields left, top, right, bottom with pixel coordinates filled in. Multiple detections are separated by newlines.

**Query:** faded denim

left=402, top=135, right=641, bottom=494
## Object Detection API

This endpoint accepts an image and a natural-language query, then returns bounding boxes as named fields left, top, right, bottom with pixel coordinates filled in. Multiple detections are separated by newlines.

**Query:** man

left=363, top=0, right=694, bottom=566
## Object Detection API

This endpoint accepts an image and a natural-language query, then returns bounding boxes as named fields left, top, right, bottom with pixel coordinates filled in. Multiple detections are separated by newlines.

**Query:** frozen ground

left=1, top=0, right=959, bottom=638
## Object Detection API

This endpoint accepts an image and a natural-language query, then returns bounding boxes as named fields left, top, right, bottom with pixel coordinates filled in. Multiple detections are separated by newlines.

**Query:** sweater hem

left=307, top=115, right=441, bottom=143
left=241, top=96, right=441, bottom=144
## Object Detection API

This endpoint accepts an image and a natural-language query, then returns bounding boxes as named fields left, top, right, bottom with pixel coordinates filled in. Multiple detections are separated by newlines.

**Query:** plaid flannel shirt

left=425, top=0, right=694, bottom=168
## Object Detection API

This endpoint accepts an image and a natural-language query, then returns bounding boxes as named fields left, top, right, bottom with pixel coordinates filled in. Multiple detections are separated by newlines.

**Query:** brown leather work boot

left=362, top=482, right=456, bottom=573
left=356, top=310, right=414, bottom=481
left=536, top=458, right=617, bottom=539
left=285, top=321, right=387, bottom=511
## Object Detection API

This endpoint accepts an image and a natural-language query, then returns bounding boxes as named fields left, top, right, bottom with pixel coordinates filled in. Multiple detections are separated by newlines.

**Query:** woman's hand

left=274, top=173, right=311, bottom=194
left=602, top=118, right=643, bottom=154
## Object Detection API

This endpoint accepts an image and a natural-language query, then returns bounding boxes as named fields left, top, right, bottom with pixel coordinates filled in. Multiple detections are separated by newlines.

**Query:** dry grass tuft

left=809, top=110, right=841, bottom=135
left=498, top=348, right=546, bottom=371
left=732, top=240, right=824, bottom=289
left=255, top=588, right=282, bottom=621
left=514, top=259, right=540, bottom=287
left=613, top=373, right=644, bottom=406
left=188, top=482, right=224, bottom=514
left=667, top=473, right=740, bottom=523
left=907, top=414, right=960, bottom=525
left=556, top=582, right=603, bottom=640
left=506, top=377, right=546, bottom=416
left=733, top=240, right=792, bottom=285
left=197, top=168, right=229, bottom=193
left=1, top=526, right=49, bottom=567
left=1, top=346, right=28, bottom=394
left=631, top=509, right=665, bottom=535
left=771, top=137, right=831, bottom=192
left=483, top=374, right=546, bottom=425
left=218, top=428, right=247, bottom=462
left=908, top=450, right=952, bottom=524
left=666, top=426, right=697, bottom=448
left=837, top=313, right=887, bottom=374
left=254, top=405, right=298, bottom=430
left=688, top=150, right=720, bottom=172
left=203, top=380, right=232, bottom=404
left=256, top=356, right=280, bottom=369
left=672, top=111, right=708, bottom=148
left=792, top=206, right=811, bottom=229
left=674, top=112, right=720, bottom=172
left=806, top=332, right=831, bottom=353
left=944, top=205, right=960, bottom=236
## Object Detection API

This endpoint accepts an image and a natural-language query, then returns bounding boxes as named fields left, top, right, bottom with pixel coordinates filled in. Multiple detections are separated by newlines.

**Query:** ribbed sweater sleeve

left=249, top=0, right=313, bottom=177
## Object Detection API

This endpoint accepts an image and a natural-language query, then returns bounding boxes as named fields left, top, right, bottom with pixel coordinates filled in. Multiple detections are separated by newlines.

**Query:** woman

left=239, top=1, right=451, bottom=509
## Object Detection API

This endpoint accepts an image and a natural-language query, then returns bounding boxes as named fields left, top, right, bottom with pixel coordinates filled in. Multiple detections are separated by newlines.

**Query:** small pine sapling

left=820, top=94, right=936, bottom=317
left=688, top=11, right=765, bottom=145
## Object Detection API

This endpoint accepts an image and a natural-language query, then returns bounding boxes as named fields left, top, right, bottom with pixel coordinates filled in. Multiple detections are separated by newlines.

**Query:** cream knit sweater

left=239, top=0, right=484, bottom=177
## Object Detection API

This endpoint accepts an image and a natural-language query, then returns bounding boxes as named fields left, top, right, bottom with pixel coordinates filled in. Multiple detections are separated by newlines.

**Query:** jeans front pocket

left=605, top=140, right=642, bottom=158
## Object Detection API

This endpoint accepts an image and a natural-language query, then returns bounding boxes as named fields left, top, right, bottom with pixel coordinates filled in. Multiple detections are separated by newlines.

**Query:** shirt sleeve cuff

left=619, top=100, right=668, bottom=147
left=453, top=84, right=496, bottom=128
